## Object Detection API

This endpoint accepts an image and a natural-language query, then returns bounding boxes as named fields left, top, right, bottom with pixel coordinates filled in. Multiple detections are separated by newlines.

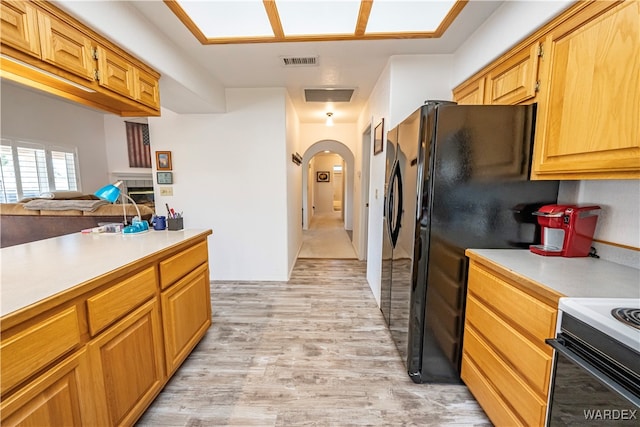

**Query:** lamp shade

left=94, top=183, right=121, bottom=203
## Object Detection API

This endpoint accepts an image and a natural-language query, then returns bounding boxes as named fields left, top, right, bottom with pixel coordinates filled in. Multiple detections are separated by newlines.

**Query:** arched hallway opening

left=299, top=141, right=356, bottom=259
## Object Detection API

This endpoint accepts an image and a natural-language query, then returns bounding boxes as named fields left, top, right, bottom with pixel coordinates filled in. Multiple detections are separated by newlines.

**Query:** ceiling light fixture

left=326, top=112, right=334, bottom=127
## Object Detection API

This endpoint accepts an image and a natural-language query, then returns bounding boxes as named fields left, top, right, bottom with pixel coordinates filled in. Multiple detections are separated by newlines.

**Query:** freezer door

left=389, top=107, right=422, bottom=368
left=380, top=126, right=398, bottom=326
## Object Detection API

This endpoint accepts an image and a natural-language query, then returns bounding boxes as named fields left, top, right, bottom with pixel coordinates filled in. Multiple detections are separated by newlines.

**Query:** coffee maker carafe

left=530, top=204, right=601, bottom=257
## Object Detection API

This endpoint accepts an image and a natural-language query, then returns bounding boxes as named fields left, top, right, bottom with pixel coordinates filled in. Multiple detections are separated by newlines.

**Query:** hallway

left=137, top=259, right=489, bottom=426
left=298, top=211, right=357, bottom=259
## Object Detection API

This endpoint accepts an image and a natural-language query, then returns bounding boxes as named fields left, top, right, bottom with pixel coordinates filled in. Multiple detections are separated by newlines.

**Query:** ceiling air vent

left=281, top=56, right=318, bottom=67
left=304, top=88, right=355, bottom=103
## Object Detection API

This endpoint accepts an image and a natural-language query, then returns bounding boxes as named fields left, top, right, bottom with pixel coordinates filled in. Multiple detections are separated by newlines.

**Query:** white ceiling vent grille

left=281, top=56, right=318, bottom=67
left=304, top=88, right=355, bottom=103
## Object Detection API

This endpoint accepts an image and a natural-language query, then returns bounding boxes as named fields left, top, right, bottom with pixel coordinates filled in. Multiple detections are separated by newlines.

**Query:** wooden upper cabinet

left=0, top=0, right=161, bottom=116
left=96, top=46, right=136, bottom=98
left=485, top=42, right=541, bottom=105
left=36, top=10, right=95, bottom=82
left=532, top=0, right=640, bottom=179
left=453, top=77, right=485, bottom=105
left=0, top=1, right=41, bottom=58
left=134, top=67, right=161, bottom=109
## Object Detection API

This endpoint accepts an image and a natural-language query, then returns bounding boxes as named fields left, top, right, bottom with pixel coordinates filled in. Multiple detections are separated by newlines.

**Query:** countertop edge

left=1, top=229, right=213, bottom=329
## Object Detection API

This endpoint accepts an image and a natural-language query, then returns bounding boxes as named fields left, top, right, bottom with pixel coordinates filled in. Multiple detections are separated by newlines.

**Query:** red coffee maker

left=530, top=204, right=601, bottom=257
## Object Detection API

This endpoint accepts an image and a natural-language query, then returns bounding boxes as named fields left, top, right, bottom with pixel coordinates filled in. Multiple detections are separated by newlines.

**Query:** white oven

left=546, top=298, right=640, bottom=426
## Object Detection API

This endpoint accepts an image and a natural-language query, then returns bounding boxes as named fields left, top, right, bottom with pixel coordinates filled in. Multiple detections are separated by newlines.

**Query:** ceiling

left=127, top=1, right=504, bottom=124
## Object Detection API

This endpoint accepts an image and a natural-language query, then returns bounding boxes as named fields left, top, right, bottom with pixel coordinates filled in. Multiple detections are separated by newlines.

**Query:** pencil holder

left=167, top=217, right=183, bottom=230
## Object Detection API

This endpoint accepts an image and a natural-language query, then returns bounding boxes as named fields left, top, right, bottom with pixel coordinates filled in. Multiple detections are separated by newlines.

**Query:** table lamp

left=94, top=180, right=149, bottom=234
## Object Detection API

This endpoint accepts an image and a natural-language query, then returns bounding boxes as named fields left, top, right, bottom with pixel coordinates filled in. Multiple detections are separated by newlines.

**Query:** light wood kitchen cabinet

left=0, top=0, right=41, bottom=58
left=485, top=42, right=541, bottom=105
left=461, top=256, right=559, bottom=427
left=1, top=349, right=94, bottom=427
left=88, top=299, right=165, bottom=426
left=161, top=263, right=212, bottom=376
left=453, top=0, right=639, bottom=180
left=36, top=9, right=95, bottom=82
left=0, top=0, right=161, bottom=116
left=452, top=77, right=485, bottom=105
left=532, top=0, right=640, bottom=179
left=0, top=231, right=212, bottom=427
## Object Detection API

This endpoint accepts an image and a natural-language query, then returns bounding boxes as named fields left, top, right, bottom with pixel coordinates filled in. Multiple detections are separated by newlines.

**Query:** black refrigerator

left=381, top=101, right=559, bottom=383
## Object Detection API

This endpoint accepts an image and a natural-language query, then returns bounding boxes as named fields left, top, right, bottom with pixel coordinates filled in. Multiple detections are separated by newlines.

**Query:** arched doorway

left=301, top=140, right=354, bottom=232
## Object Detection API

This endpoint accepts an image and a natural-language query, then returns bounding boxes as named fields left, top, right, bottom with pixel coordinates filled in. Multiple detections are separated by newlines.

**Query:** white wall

left=149, top=88, right=290, bottom=281
left=0, top=82, right=109, bottom=194
left=559, top=180, right=640, bottom=249
left=361, top=62, right=391, bottom=306
left=388, top=55, right=454, bottom=128
left=285, top=92, right=302, bottom=276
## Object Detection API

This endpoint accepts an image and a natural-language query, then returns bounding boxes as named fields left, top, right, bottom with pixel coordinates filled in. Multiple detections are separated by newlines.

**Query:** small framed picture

left=157, top=171, right=173, bottom=184
left=156, top=151, right=172, bottom=170
left=373, top=119, right=384, bottom=155
left=316, top=171, right=330, bottom=182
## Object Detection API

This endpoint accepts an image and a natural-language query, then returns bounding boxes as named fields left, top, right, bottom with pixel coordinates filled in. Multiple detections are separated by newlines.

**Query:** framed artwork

left=156, top=151, right=172, bottom=170
left=316, top=171, right=330, bottom=182
left=373, top=119, right=384, bottom=155
left=157, top=171, right=173, bottom=184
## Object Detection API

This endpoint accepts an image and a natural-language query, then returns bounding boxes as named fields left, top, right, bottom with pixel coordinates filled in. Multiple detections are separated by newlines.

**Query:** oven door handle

left=546, top=338, right=640, bottom=407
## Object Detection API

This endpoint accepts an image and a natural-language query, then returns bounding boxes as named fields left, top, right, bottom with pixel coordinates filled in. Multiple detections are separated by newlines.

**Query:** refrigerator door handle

left=385, top=160, right=397, bottom=243
left=390, top=162, right=403, bottom=247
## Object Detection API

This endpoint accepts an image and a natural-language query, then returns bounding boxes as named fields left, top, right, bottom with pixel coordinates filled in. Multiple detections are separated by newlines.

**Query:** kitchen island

left=461, top=248, right=639, bottom=426
left=0, top=229, right=213, bottom=426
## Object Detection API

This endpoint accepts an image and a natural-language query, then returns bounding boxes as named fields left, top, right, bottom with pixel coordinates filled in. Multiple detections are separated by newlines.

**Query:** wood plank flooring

left=137, top=259, right=490, bottom=426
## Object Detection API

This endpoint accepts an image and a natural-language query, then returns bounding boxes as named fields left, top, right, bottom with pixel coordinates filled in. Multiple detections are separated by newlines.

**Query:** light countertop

left=0, top=229, right=212, bottom=318
left=466, top=249, right=640, bottom=299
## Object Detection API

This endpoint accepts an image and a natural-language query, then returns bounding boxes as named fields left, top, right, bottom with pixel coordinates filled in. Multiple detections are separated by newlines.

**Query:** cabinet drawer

left=159, top=241, right=208, bottom=290
left=466, top=295, right=552, bottom=396
left=86, top=267, right=157, bottom=336
left=467, top=263, right=556, bottom=347
left=1, top=306, right=81, bottom=395
left=463, top=327, right=546, bottom=426
left=461, top=354, right=523, bottom=427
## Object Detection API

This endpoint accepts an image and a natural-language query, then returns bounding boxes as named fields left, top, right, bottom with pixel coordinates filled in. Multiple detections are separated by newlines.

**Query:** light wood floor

left=137, top=259, right=490, bottom=426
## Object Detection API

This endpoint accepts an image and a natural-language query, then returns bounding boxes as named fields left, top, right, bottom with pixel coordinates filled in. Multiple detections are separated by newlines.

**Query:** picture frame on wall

left=373, top=119, right=384, bottom=155
left=156, top=151, right=172, bottom=170
left=316, top=171, right=330, bottom=182
left=157, top=171, right=173, bottom=184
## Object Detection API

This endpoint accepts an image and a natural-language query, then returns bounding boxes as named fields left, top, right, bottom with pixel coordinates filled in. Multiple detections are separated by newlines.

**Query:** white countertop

left=0, top=229, right=211, bottom=317
left=467, top=249, right=640, bottom=299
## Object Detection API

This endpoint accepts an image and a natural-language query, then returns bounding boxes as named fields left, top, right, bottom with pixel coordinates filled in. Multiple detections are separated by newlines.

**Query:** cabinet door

left=453, top=77, right=485, bottom=105
left=134, top=67, right=161, bottom=109
left=0, top=1, right=41, bottom=57
left=96, top=46, right=135, bottom=98
left=88, top=299, right=165, bottom=427
left=36, top=10, right=94, bottom=81
left=533, top=1, right=640, bottom=179
left=161, top=263, right=211, bottom=376
left=1, top=349, right=95, bottom=427
left=485, top=42, right=540, bottom=105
